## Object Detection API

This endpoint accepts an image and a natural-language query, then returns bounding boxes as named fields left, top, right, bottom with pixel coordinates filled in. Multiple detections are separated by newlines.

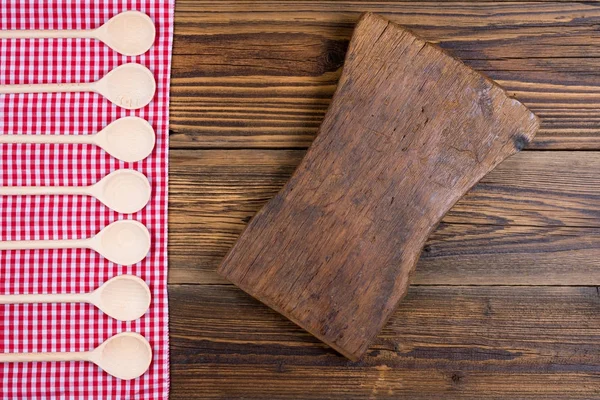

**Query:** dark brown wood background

left=169, top=1, right=600, bottom=398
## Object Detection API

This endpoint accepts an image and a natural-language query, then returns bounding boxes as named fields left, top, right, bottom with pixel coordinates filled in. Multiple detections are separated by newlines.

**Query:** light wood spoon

left=0, top=169, right=151, bottom=214
left=0, top=275, right=151, bottom=321
left=0, top=63, right=156, bottom=110
left=0, top=11, right=156, bottom=56
left=0, top=117, right=156, bottom=163
left=0, top=332, right=152, bottom=380
left=0, top=220, right=151, bottom=265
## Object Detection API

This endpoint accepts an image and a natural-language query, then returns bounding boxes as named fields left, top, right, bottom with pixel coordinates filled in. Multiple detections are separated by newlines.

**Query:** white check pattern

left=0, top=1, right=172, bottom=398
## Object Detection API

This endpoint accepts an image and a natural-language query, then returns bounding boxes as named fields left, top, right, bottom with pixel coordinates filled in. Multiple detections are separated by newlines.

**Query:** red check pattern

left=0, top=1, right=173, bottom=398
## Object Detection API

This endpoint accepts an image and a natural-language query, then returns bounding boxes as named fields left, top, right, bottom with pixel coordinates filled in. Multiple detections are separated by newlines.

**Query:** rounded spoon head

left=91, top=275, right=151, bottom=321
left=93, top=220, right=151, bottom=265
left=91, top=332, right=152, bottom=380
left=95, top=63, right=156, bottom=110
left=95, top=117, right=155, bottom=163
left=96, top=11, right=156, bottom=56
left=93, top=169, right=151, bottom=214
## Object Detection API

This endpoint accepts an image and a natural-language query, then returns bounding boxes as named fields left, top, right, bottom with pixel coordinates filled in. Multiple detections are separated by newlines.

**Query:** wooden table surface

left=168, top=2, right=600, bottom=398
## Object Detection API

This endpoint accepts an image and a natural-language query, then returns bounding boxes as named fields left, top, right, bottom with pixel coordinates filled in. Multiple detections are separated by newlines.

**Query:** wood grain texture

left=171, top=1, right=600, bottom=150
left=169, top=150, right=600, bottom=285
left=217, top=13, right=539, bottom=360
left=169, top=1, right=600, bottom=397
left=170, top=284, right=600, bottom=399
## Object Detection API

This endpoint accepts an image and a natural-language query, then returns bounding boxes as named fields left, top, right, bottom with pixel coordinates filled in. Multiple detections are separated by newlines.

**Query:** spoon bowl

left=95, top=11, right=156, bottom=56
left=90, top=332, right=152, bottom=380
left=94, top=63, right=156, bottom=110
left=91, top=275, right=151, bottom=321
left=92, top=220, right=151, bottom=265
left=95, top=117, right=156, bottom=162
left=92, top=169, right=151, bottom=214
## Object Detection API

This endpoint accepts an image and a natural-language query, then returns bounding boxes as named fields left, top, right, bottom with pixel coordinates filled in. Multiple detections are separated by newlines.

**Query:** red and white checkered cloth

left=0, top=1, right=173, bottom=398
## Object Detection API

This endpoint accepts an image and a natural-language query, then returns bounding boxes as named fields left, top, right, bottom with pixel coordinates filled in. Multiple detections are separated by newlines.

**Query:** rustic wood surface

left=169, top=1, right=600, bottom=398
left=217, top=12, right=539, bottom=360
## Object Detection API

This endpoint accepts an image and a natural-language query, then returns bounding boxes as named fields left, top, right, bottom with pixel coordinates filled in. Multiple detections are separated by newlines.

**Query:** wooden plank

left=170, top=222, right=600, bottom=286
left=169, top=149, right=303, bottom=285
left=169, top=68, right=600, bottom=150
left=169, top=149, right=600, bottom=285
left=175, top=2, right=600, bottom=32
left=169, top=149, right=600, bottom=228
left=174, top=2, right=600, bottom=60
left=171, top=1, right=600, bottom=150
left=216, top=12, right=540, bottom=360
left=416, top=223, right=600, bottom=285
left=171, top=368, right=600, bottom=400
left=169, top=284, right=600, bottom=399
left=169, top=0, right=600, bottom=395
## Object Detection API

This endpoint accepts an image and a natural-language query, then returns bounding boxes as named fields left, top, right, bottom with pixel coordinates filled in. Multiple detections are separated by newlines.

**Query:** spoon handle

left=0, top=238, right=89, bottom=251
left=0, top=134, right=92, bottom=145
left=0, top=292, right=89, bottom=305
left=0, top=185, right=89, bottom=196
left=0, top=350, right=89, bottom=363
left=0, top=81, right=94, bottom=95
left=0, top=29, right=90, bottom=40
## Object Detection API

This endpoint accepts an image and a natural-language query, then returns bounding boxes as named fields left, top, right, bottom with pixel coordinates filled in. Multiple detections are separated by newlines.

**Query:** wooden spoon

left=0, top=332, right=152, bottom=380
left=0, top=11, right=156, bottom=56
left=0, top=117, right=156, bottom=163
left=0, top=169, right=151, bottom=214
left=0, top=63, right=156, bottom=110
left=0, top=220, right=151, bottom=265
left=0, top=275, right=151, bottom=321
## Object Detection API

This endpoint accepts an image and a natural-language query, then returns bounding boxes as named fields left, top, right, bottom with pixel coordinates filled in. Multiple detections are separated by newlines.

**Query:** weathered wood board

left=171, top=1, right=600, bottom=150
left=217, top=13, right=540, bottom=360
left=169, top=150, right=600, bottom=287
left=170, top=284, right=600, bottom=399
left=169, top=0, right=600, bottom=397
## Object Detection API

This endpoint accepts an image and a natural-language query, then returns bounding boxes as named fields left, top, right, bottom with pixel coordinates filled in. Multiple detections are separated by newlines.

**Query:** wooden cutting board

left=217, top=12, right=540, bottom=360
